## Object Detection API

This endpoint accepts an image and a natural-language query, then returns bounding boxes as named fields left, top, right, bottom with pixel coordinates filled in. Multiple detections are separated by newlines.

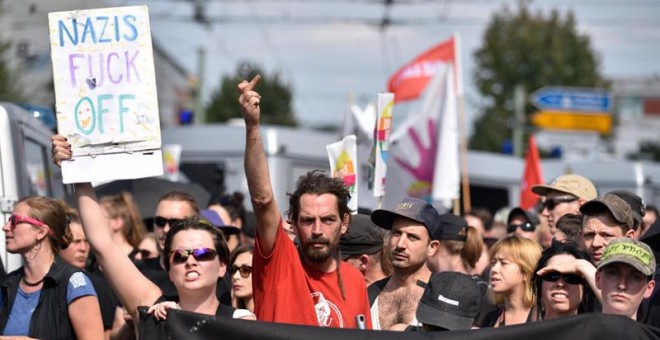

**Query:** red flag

left=520, top=135, right=544, bottom=210
left=387, top=37, right=455, bottom=103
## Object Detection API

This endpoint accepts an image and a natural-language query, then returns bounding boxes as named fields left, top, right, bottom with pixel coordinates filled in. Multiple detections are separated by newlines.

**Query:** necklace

left=21, top=275, right=45, bottom=287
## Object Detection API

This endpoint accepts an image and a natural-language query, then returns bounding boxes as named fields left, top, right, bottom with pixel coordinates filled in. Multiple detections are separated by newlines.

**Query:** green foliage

left=0, top=39, right=24, bottom=102
left=470, top=5, right=608, bottom=152
left=205, top=62, right=297, bottom=126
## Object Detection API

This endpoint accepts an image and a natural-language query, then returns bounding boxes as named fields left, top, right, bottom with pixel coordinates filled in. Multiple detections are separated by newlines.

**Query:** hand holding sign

left=238, top=74, right=262, bottom=127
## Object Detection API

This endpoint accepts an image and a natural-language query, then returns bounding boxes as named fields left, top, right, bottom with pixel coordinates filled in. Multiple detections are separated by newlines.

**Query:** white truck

left=0, top=103, right=68, bottom=272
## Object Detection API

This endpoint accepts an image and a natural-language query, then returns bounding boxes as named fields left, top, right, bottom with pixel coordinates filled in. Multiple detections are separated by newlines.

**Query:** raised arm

left=239, top=75, right=282, bottom=256
left=51, top=135, right=162, bottom=318
left=536, top=258, right=601, bottom=302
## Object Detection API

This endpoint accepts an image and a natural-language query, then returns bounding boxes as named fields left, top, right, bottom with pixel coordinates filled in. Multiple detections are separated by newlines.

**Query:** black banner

left=139, top=310, right=660, bottom=340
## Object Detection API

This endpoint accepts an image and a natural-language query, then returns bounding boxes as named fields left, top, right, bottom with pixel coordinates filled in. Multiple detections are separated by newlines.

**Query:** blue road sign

left=531, top=87, right=611, bottom=112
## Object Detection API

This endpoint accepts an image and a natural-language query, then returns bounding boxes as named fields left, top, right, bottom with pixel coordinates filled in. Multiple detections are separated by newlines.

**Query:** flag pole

left=454, top=33, right=471, bottom=213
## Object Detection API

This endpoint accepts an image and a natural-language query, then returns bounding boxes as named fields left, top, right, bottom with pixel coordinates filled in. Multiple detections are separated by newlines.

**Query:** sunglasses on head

left=7, top=215, right=54, bottom=236
left=507, top=222, right=536, bottom=233
left=231, top=265, right=252, bottom=278
left=541, top=272, right=583, bottom=285
left=169, top=247, right=218, bottom=265
left=154, top=216, right=184, bottom=228
left=543, top=196, right=578, bottom=211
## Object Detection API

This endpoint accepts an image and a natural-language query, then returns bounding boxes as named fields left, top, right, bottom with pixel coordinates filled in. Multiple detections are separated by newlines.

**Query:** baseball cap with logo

left=340, top=214, right=385, bottom=259
left=371, top=197, right=439, bottom=237
left=580, top=194, right=635, bottom=230
left=531, top=174, right=597, bottom=200
left=416, top=272, right=481, bottom=330
left=597, top=238, right=656, bottom=277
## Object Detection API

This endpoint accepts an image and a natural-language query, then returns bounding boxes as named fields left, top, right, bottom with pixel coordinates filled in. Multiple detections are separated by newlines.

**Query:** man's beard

left=301, top=236, right=339, bottom=263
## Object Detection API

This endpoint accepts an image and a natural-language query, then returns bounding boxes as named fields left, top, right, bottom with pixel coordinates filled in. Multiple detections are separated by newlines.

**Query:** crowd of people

left=1, top=75, right=659, bottom=339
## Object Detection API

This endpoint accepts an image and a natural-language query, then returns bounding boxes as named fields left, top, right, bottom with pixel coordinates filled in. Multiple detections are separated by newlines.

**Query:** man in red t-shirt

left=238, top=75, right=372, bottom=329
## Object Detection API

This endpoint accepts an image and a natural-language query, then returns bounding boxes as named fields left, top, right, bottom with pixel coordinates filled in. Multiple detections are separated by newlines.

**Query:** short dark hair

left=556, top=213, right=582, bottom=244
left=159, top=191, right=200, bottom=215
left=464, top=207, right=493, bottom=231
left=162, top=215, right=229, bottom=272
left=286, top=171, right=353, bottom=224
left=208, top=191, right=247, bottom=226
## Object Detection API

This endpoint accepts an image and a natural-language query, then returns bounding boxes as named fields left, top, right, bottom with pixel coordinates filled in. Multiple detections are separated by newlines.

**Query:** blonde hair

left=488, top=235, right=542, bottom=308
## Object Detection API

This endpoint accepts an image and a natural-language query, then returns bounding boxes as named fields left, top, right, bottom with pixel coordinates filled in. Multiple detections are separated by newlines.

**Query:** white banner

left=383, top=64, right=459, bottom=209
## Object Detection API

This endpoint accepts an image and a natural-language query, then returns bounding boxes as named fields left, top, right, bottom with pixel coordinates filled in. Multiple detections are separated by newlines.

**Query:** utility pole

left=513, top=84, right=525, bottom=158
left=195, top=46, right=206, bottom=124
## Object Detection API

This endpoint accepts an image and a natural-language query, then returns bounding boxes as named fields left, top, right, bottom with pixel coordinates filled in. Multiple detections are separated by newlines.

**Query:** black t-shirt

left=88, top=270, right=120, bottom=330
left=472, top=275, right=498, bottom=326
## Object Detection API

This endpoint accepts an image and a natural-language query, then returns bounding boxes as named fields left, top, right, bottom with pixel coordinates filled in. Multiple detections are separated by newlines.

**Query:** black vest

left=0, top=258, right=82, bottom=339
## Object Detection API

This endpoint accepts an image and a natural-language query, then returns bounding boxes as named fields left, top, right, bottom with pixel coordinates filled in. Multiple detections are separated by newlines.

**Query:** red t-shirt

left=253, top=220, right=372, bottom=328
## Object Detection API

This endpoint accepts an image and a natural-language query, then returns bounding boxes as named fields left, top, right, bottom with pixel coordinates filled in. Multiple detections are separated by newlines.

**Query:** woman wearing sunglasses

left=532, top=241, right=595, bottom=321
left=0, top=197, right=104, bottom=339
left=51, top=136, right=254, bottom=334
left=479, top=235, right=542, bottom=327
left=229, top=245, right=254, bottom=313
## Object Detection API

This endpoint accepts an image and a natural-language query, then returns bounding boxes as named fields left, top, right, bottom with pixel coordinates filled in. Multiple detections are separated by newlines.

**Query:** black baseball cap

left=371, top=197, right=439, bottom=237
left=416, top=272, right=481, bottom=330
left=340, top=214, right=385, bottom=259
left=507, top=207, right=540, bottom=226
left=433, top=213, right=468, bottom=242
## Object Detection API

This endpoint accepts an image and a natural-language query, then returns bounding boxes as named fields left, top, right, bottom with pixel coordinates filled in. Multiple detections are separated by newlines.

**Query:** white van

left=0, top=103, right=67, bottom=272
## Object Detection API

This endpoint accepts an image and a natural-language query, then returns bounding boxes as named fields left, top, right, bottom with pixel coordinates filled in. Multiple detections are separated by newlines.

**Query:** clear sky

left=111, top=0, right=660, bottom=131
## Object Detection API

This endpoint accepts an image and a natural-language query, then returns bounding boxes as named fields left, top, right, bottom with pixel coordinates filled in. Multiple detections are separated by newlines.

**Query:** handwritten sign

left=49, top=6, right=163, bottom=183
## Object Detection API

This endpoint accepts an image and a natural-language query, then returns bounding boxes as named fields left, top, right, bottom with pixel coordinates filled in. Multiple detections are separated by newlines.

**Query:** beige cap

left=531, top=174, right=597, bottom=200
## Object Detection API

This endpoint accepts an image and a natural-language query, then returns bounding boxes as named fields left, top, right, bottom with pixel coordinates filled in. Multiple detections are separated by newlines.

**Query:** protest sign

left=48, top=6, right=163, bottom=183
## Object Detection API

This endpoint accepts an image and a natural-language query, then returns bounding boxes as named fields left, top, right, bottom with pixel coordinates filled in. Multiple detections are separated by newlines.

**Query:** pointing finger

left=245, top=74, right=261, bottom=91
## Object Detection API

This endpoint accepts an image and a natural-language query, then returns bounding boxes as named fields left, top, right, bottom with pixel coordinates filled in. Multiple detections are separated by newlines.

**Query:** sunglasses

left=507, top=222, right=536, bottom=233
left=169, top=247, right=218, bottom=265
left=231, top=265, right=252, bottom=278
left=543, top=196, right=578, bottom=211
left=541, top=272, right=583, bottom=285
left=154, top=216, right=184, bottom=228
left=7, top=215, right=54, bottom=236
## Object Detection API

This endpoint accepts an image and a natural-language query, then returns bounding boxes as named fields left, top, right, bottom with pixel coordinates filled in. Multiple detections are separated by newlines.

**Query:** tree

left=0, top=39, right=24, bottom=102
left=470, top=4, right=607, bottom=152
left=205, top=62, right=297, bottom=126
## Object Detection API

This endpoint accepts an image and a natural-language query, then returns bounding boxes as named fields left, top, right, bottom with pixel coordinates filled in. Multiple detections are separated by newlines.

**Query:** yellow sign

left=531, top=110, right=612, bottom=134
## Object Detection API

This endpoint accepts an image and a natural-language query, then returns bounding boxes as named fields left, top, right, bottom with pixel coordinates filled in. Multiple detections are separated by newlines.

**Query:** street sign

left=531, top=110, right=612, bottom=134
left=531, top=87, right=612, bottom=112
